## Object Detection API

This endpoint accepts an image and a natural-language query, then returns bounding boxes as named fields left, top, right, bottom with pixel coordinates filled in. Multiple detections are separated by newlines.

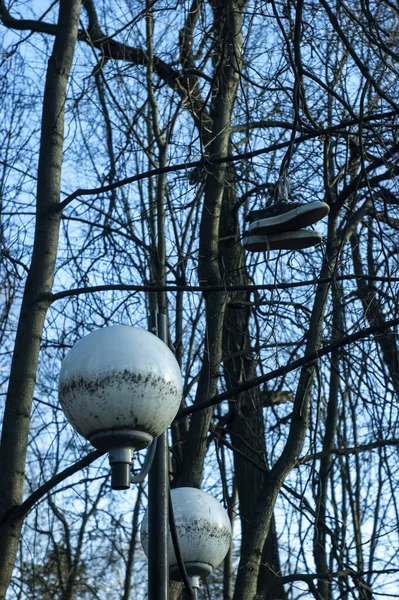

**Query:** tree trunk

left=219, top=167, right=286, bottom=600
left=0, top=2, right=82, bottom=596
left=178, top=0, right=245, bottom=489
left=314, top=242, right=343, bottom=600
left=232, top=211, right=341, bottom=600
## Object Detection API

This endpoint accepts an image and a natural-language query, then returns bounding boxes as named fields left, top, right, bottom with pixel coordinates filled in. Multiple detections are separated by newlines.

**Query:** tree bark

left=0, top=1, right=82, bottom=596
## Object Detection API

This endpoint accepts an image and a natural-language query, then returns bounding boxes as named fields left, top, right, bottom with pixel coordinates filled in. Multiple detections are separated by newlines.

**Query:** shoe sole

left=248, top=202, right=329, bottom=235
left=243, top=230, right=322, bottom=252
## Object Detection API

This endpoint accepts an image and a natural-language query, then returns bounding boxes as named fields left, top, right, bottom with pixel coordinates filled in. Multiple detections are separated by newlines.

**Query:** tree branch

left=0, top=449, right=105, bottom=527
left=46, top=275, right=399, bottom=303
left=56, top=117, right=399, bottom=212
left=177, top=315, right=399, bottom=418
left=299, top=439, right=399, bottom=464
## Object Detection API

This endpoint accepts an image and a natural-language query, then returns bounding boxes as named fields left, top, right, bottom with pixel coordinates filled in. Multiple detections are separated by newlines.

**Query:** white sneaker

left=243, top=229, right=323, bottom=252
left=247, top=200, right=329, bottom=235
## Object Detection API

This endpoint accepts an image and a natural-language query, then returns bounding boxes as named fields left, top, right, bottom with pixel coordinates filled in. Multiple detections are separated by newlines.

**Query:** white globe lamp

left=141, top=487, right=232, bottom=587
left=58, top=325, right=182, bottom=489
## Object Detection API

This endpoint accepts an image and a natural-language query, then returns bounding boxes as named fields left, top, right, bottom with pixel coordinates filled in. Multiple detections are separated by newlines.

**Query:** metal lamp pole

left=148, top=311, right=169, bottom=599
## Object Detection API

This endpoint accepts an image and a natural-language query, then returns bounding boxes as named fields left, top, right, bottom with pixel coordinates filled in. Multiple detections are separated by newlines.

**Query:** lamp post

left=58, top=323, right=182, bottom=599
left=147, top=311, right=170, bottom=599
left=58, top=323, right=232, bottom=598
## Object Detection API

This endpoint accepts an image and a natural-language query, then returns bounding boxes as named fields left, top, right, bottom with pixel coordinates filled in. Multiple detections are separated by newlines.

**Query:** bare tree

left=1, top=1, right=399, bottom=599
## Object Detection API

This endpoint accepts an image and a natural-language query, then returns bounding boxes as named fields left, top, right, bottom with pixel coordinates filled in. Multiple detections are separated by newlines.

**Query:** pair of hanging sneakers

left=243, top=199, right=330, bottom=252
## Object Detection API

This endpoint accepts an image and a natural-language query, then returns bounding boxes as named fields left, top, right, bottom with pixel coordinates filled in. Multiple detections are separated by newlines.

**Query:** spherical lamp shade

left=58, top=325, right=182, bottom=451
left=141, top=487, right=232, bottom=580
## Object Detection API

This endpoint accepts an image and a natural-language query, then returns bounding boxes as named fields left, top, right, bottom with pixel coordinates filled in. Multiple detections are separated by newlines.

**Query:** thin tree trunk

left=0, top=2, right=82, bottom=596
left=178, top=0, right=246, bottom=490
left=219, top=166, right=286, bottom=600
left=233, top=211, right=341, bottom=600
left=314, top=254, right=343, bottom=600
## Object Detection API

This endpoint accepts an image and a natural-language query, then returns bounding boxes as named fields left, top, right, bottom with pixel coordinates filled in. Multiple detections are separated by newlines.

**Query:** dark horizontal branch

left=53, top=139, right=299, bottom=210
left=47, top=275, right=399, bottom=302
left=0, top=0, right=59, bottom=35
left=176, top=315, right=399, bottom=418
left=0, top=449, right=105, bottom=527
left=298, top=438, right=399, bottom=464
left=219, top=427, right=399, bottom=469
left=56, top=110, right=397, bottom=210
left=231, top=119, right=298, bottom=133
left=231, top=108, right=393, bottom=135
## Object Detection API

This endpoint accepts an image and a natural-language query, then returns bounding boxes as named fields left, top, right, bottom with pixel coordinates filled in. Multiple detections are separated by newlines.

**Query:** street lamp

left=58, top=325, right=182, bottom=489
left=141, top=487, right=232, bottom=597
left=58, top=323, right=232, bottom=598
